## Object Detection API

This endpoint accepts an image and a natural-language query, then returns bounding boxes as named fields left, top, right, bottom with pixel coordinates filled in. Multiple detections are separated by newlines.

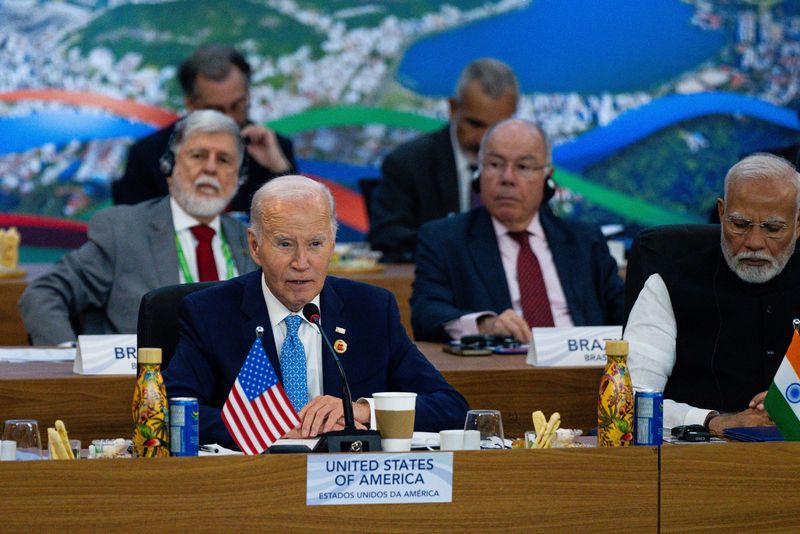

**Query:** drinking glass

left=464, top=410, right=505, bottom=449
left=2, top=419, right=43, bottom=460
left=70, top=439, right=81, bottom=460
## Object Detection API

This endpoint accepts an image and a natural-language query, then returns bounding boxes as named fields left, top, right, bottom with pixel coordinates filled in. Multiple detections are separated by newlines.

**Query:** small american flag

left=222, top=336, right=300, bottom=454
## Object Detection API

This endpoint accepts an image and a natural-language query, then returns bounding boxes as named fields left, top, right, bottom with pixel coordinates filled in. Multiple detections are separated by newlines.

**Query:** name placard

left=526, top=326, right=622, bottom=367
left=306, top=452, right=453, bottom=506
left=73, top=335, right=137, bottom=375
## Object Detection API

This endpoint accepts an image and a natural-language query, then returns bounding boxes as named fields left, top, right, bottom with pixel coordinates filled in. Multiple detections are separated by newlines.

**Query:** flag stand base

left=313, top=428, right=382, bottom=453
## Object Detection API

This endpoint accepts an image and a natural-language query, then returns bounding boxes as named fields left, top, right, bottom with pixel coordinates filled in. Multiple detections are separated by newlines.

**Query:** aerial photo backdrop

left=1, top=0, right=798, bottom=259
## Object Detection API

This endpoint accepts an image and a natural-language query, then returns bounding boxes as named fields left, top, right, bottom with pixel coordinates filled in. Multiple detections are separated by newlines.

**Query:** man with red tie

left=19, top=110, right=257, bottom=345
left=411, top=118, right=624, bottom=343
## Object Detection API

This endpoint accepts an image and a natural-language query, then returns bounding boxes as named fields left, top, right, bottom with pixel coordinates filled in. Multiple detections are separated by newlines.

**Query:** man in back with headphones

left=19, top=110, right=257, bottom=346
left=368, top=58, right=518, bottom=263
left=411, top=118, right=624, bottom=342
left=113, top=44, right=295, bottom=213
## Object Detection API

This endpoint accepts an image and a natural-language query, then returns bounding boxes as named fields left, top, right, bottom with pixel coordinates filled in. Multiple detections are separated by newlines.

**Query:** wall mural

left=1, top=0, right=798, bottom=261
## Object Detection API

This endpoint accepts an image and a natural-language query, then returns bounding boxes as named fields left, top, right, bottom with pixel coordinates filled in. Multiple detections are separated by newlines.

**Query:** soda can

left=634, top=390, right=663, bottom=446
left=169, top=397, right=199, bottom=456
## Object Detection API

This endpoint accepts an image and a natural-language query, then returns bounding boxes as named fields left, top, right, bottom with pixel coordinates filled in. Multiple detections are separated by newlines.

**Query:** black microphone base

left=313, top=428, right=382, bottom=453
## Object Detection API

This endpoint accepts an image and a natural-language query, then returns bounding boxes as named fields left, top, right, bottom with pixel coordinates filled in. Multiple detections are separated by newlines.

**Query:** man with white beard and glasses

left=19, top=110, right=257, bottom=345
left=625, top=153, right=800, bottom=436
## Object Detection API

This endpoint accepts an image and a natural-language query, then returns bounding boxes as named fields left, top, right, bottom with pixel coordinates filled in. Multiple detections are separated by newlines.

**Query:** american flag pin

left=333, top=339, right=348, bottom=354
left=335, top=326, right=346, bottom=334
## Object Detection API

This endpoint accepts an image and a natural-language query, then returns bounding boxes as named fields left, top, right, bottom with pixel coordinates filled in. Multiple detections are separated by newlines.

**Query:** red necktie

left=190, top=225, right=219, bottom=282
left=508, top=231, right=554, bottom=327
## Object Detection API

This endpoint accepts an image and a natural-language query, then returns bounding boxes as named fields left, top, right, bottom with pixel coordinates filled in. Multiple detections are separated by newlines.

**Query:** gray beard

left=172, top=175, right=237, bottom=219
left=721, top=233, right=796, bottom=284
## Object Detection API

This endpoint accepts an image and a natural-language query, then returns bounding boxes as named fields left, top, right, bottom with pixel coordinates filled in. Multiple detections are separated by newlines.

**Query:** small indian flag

left=764, top=326, right=800, bottom=441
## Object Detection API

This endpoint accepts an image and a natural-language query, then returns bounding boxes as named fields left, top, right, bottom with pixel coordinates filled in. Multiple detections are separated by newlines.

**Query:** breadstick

left=55, top=420, right=74, bottom=459
left=48, top=428, right=69, bottom=460
left=532, top=410, right=547, bottom=438
left=535, top=412, right=561, bottom=448
left=540, top=414, right=561, bottom=448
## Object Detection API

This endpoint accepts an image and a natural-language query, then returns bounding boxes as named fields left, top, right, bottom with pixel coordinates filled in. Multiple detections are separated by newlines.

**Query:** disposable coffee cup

left=373, top=392, right=417, bottom=452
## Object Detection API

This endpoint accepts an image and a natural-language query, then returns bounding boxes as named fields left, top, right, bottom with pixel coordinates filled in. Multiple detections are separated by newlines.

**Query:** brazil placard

left=306, top=452, right=453, bottom=506
left=74, top=334, right=137, bottom=375
left=526, top=326, right=622, bottom=367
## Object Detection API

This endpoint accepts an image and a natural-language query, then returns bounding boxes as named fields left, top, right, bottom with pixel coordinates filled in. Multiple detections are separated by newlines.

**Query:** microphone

left=302, top=303, right=382, bottom=453
left=302, top=303, right=354, bottom=429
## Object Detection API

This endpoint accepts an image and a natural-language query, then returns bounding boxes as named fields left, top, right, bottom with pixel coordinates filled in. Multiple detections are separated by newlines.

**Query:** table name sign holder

left=74, top=335, right=137, bottom=375
left=527, top=326, right=622, bottom=367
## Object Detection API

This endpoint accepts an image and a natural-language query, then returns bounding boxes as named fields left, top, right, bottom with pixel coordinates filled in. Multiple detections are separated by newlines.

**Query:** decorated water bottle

left=597, top=340, right=634, bottom=447
left=132, top=347, right=170, bottom=457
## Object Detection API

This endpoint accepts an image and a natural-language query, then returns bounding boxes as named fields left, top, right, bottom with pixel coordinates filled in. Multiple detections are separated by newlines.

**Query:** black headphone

left=543, top=169, right=557, bottom=202
left=471, top=167, right=557, bottom=201
left=159, top=118, right=249, bottom=185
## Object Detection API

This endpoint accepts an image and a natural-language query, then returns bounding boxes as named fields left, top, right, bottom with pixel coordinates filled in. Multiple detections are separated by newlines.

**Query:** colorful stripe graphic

left=764, top=328, right=800, bottom=441
left=0, top=89, right=177, bottom=127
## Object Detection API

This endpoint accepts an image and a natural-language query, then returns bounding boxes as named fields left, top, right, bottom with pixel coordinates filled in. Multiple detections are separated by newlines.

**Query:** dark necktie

left=190, top=225, right=219, bottom=282
left=508, top=231, right=554, bottom=328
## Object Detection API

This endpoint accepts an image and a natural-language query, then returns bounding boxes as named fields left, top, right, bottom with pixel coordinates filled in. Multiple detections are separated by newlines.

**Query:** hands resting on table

left=282, top=395, right=370, bottom=439
left=706, top=390, right=773, bottom=436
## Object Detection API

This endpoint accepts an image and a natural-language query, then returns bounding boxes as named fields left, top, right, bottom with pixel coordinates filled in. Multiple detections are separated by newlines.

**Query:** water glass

left=70, top=439, right=81, bottom=460
left=464, top=410, right=505, bottom=449
left=2, top=419, right=43, bottom=460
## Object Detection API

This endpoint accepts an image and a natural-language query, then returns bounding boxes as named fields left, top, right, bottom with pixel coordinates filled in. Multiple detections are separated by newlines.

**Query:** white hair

left=724, top=153, right=800, bottom=209
left=249, top=175, right=338, bottom=240
left=171, top=109, right=245, bottom=163
left=720, top=153, right=800, bottom=283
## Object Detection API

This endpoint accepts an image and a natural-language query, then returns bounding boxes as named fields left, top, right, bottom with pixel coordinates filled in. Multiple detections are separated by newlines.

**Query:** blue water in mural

left=553, top=92, right=800, bottom=171
left=0, top=109, right=153, bottom=155
left=398, top=0, right=728, bottom=95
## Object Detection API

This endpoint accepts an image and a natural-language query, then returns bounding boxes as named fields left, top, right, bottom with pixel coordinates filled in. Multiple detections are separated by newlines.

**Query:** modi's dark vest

left=660, top=242, right=800, bottom=412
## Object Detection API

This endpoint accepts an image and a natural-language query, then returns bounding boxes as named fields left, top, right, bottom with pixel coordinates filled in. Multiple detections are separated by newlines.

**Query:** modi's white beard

left=172, top=175, right=237, bottom=219
left=721, top=233, right=796, bottom=284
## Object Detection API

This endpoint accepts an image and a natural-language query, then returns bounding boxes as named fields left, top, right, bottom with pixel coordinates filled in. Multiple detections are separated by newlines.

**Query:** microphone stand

left=303, top=304, right=382, bottom=453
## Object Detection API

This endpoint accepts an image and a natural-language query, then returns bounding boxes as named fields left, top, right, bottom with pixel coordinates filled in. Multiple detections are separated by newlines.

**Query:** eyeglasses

left=726, top=215, right=790, bottom=240
left=180, top=148, right=238, bottom=171
left=481, top=157, right=552, bottom=179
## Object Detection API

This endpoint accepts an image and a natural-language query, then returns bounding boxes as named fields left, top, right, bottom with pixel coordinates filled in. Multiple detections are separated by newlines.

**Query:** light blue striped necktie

left=279, top=314, right=308, bottom=411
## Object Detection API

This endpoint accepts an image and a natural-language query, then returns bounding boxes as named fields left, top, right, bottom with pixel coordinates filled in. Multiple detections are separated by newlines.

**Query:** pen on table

left=200, top=445, right=221, bottom=454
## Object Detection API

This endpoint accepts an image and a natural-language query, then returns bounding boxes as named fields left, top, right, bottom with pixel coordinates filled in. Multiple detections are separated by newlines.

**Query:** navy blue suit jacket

left=411, top=206, right=625, bottom=341
left=367, top=126, right=459, bottom=262
left=164, top=270, right=469, bottom=447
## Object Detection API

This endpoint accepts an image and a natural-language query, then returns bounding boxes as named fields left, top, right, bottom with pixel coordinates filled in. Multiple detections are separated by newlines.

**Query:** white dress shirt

left=624, top=273, right=715, bottom=429
left=445, top=212, right=573, bottom=339
left=450, top=124, right=476, bottom=214
left=170, top=197, right=238, bottom=283
left=260, top=274, right=323, bottom=401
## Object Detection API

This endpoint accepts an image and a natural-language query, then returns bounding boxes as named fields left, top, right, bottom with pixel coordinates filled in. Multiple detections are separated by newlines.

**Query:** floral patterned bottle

left=597, top=340, right=634, bottom=447
left=132, top=348, right=170, bottom=457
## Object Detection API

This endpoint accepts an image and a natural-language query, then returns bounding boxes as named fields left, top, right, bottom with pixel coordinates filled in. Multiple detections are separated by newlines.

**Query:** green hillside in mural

left=69, top=0, right=324, bottom=68
left=293, top=0, right=507, bottom=27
